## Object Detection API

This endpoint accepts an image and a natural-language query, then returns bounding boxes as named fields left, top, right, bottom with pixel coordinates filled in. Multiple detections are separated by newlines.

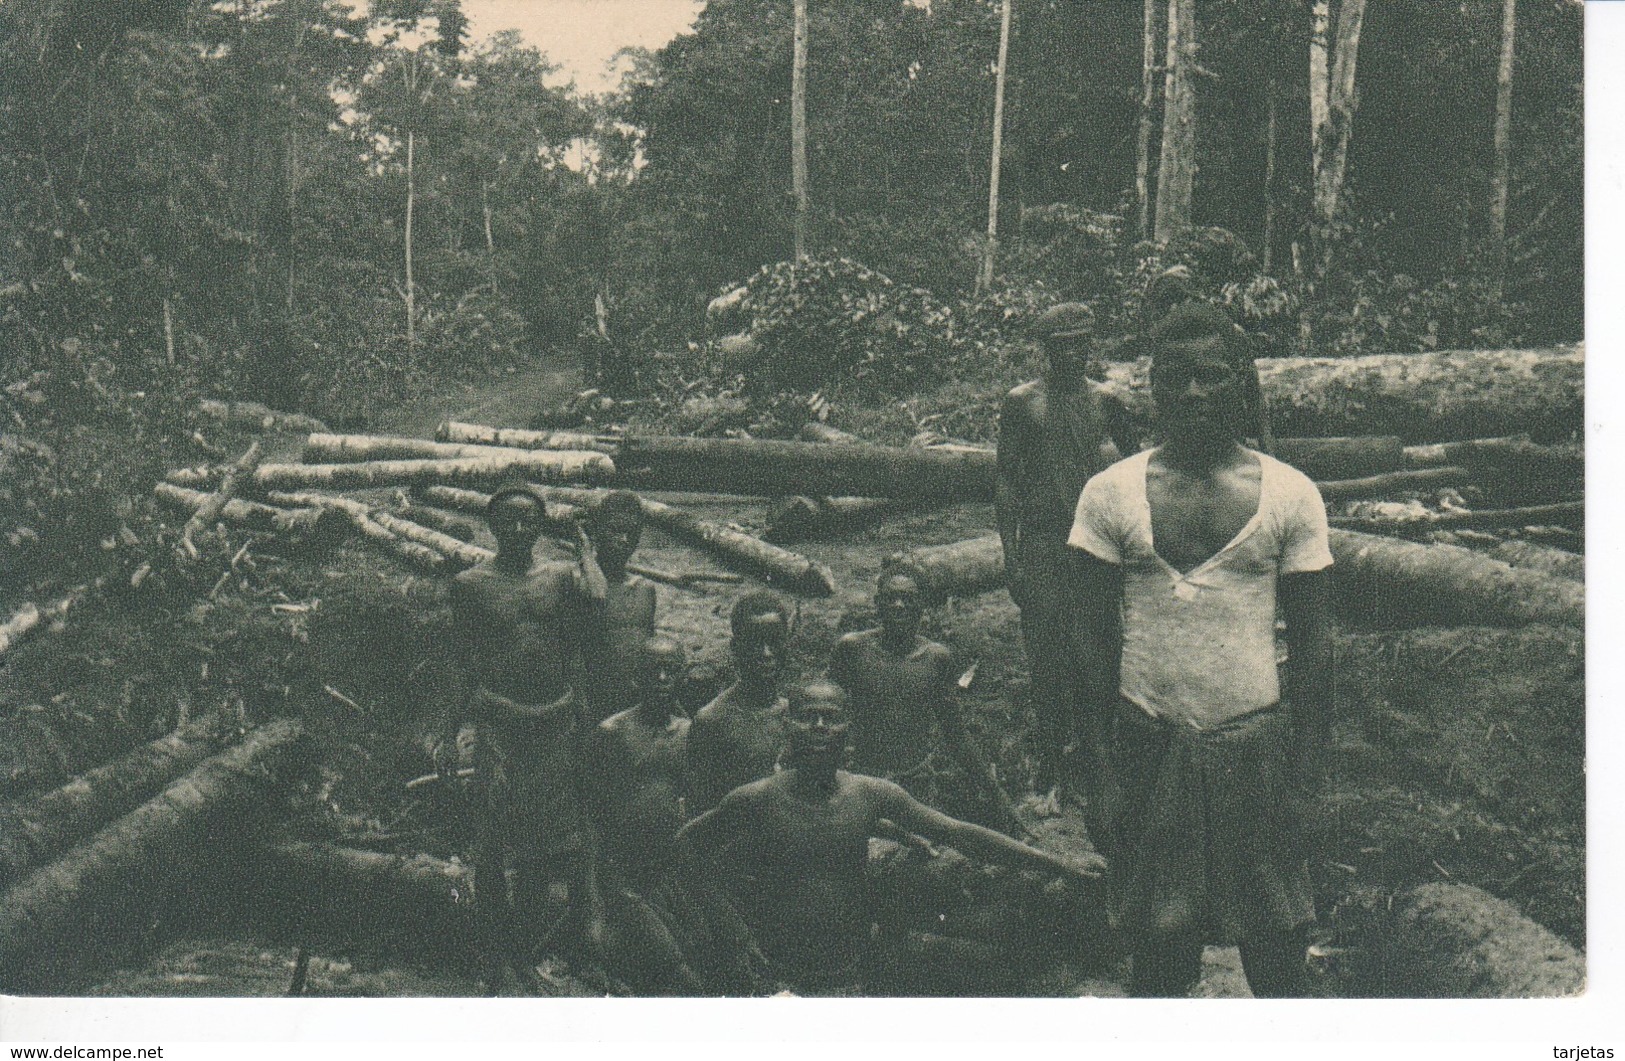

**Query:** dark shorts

left=1089, top=699, right=1315, bottom=943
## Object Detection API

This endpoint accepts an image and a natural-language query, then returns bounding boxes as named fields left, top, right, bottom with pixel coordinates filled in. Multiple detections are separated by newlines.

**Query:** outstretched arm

left=873, top=780, right=1104, bottom=882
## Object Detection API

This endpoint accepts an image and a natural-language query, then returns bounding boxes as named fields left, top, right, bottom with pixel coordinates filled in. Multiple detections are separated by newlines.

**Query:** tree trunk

left=180, top=441, right=264, bottom=558
left=1315, top=466, right=1472, bottom=503
left=435, top=420, right=619, bottom=453
left=791, top=0, right=809, bottom=261
left=764, top=422, right=923, bottom=543
left=1263, top=77, right=1278, bottom=272
left=0, top=729, right=217, bottom=891
left=1488, top=0, right=1517, bottom=302
left=0, top=720, right=306, bottom=991
left=154, top=482, right=342, bottom=540
left=404, top=127, right=416, bottom=355
left=1152, top=0, right=1197, bottom=242
left=1329, top=501, right=1583, bottom=537
left=1097, top=344, right=1583, bottom=442
left=250, top=450, right=615, bottom=492
left=1310, top=0, right=1367, bottom=261
left=302, top=433, right=547, bottom=464
left=265, top=491, right=450, bottom=571
left=619, top=436, right=995, bottom=501
left=978, top=0, right=1014, bottom=294
left=413, top=485, right=583, bottom=539
left=1135, top=0, right=1164, bottom=241
left=394, top=503, right=484, bottom=543
left=1404, top=436, right=1580, bottom=500
left=368, top=511, right=492, bottom=569
left=1481, top=538, right=1583, bottom=583
left=882, top=530, right=1581, bottom=627
left=1273, top=436, right=1405, bottom=480
left=196, top=399, right=329, bottom=434
left=0, top=588, right=88, bottom=664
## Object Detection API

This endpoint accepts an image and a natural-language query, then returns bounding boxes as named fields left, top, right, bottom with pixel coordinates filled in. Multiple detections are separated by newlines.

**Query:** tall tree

left=1488, top=0, right=1517, bottom=301
left=1309, top=0, right=1366, bottom=261
left=978, top=0, right=1014, bottom=293
left=1153, top=0, right=1197, bottom=242
left=1135, top=0, right=1165, bottom=241
left=791, top=0, right=809, bottom=260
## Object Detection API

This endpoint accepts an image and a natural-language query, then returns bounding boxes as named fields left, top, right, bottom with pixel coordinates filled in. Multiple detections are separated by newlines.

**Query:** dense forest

left=0, top=0, right=1584, bottom=595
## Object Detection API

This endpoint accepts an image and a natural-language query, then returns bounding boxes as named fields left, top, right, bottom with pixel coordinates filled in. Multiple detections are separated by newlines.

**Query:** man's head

left=785, top=680, right=850, bottom=766
left=875, top=565, right=924, bottom=640
left=485, top=484, right=547, bottom=557
left=1032, top=302, right=1094, bottom=382
left=587, top=490, right=644, bottom=574
left=730, top=591, right=790, bottom=691
left=636, top=635, right=684, bottom=712
left=1147, top=301, right=1258, bottom=450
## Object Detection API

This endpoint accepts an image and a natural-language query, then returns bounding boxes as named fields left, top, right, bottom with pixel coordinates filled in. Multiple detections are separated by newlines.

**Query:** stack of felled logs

left=149, top=344, right=1583, bottom=626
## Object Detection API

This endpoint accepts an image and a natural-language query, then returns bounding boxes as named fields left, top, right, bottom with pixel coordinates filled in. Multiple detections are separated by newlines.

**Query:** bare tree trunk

left=404, top=127, right=416, bottom=354
left=791, top=0, right=809, bottom=261
left=1153, top=0, right=1197, bottom=242
left=1310, top=0, right=1367, bottom=262
left=1135, top=0, right=1164, bottom=241
left=1489, top=0, right=1517, bottom=301
left=978, top=0, right=1014, bottom=294
left=1263, top=77, right=1278, bottom=272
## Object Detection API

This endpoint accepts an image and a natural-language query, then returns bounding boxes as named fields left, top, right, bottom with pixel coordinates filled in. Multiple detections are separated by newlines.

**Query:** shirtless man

left=828, top=566, right=1023, bottom=835
left=578, top=491, right=658, bottom=726
left=1068, top=302, right=1333, bottom=998
left=686, top=592, right=791, bottom=814
left=996, top=302, right=1116, bottom=791
left=445, top=485, right=606, bottom=992
left=676, top=680, right=1107, bottom=994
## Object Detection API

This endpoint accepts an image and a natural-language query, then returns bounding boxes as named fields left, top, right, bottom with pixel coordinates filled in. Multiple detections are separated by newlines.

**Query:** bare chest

left=1145, top=464, right=1262, bottom=574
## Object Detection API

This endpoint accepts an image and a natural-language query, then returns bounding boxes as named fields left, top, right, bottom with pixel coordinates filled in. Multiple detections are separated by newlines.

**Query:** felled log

left=1363, top=883, right=1584, bottom=998
left=1315, top=466, right=1472, bottom=503
left=0, top=728, right=217, bottom=890
left=0, top=588, right=87, bottom=663
left=413, top=484, right=583, bottom=538
left=197, top=399, right=329, bottom=434
left=249, top=841, right=475, bottom=957
left=764, top=423, right=919, bottom=543
left=1271, top=436, right=1406, bottom=481
left=393, top=503, right=483, bottom=543
left=265, top=491, right=446, bottom=572
left=1480, top=538, right=1584, bottom=582
left=0, top=719, right=306, bottom=991
left=435, top=421, right=619, bottom=454
left=1405, top=435, right=1582, bottom=481
left=154, top=483, right=345, bottom=544
left=252, top=449, right=614, bottom=493
left=302, top=433, right=541, bottom=464
left=541, top=486, right=837, bottom=597
left=619, top=436, right=996, bottom=501
left=885, top=530, right=1582, bottom=627
left=1330, top=501, right=1584, bottom=537
left=163, top=464, right=221, bottom=489
left=1098, top=344, right=1584, bottom=442
left=180, top=441, right=263, bottom=558
left=1329, top=528, right=1583, bottom=628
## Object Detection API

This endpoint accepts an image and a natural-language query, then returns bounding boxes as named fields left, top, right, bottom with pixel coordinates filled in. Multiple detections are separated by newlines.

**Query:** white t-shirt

left=1067, top=448, right=1333, bottom=729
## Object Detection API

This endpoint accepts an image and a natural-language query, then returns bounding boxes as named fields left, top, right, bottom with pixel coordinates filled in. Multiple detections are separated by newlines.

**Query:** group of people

left=441, top=292, right=1334, bottom=999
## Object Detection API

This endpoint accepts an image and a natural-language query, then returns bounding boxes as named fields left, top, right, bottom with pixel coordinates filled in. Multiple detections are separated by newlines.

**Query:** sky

left=459, top=0, right=704, bottom=92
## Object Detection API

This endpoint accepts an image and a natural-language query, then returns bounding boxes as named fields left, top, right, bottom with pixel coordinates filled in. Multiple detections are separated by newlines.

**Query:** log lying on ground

left=1272, top=436, right=1405, bottom=480
left=1405, top=435, right=1582, bottom=482
left=414, top=484, right=583, bottom=537
left=180, top=441, right=263, bottom=557
left=154, top=483, right=346, bottom=543
left=619, top=435, right=997, bottom=501
left=1328, top=529, right=1583, bottom=627
left=885, top=530, right=1583, bottom=627
left=163, top=464, right=222, bottom=489
left=540, top=485, right=837, bottom=597
left=0, top=588, right=88, bottom=663
left=0, top=728, right=217, bottom=890
left=197, top=399, right=329, bottom=434
left=0, top=719, right=307, bottom=991
left=764, top=423, right=921, bottom=543
left=265, top=491, right=447, bottom=572
left=394, top=503, right=483, bottom=543
left=435, top=420, right=619, bottom=454
left=1480, top=538, right=1584, bottom=582
left=1098, top=344, right=1584, bottom=442
left=1315, top=466, right=1472, bottom=503
left=302, top=433, right=546, bottom=464
left=1330, top=501, right=1584, bottom=537
left=249, top=841, right=475, bottom=957
left=1363, top=883, right=1584, bottom=998
left=252, top=449, right=614, bottom=493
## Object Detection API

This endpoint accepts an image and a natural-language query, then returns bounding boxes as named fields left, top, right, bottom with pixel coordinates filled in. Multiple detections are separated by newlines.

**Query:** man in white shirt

left=1067, top=301, right=1333, bottom=998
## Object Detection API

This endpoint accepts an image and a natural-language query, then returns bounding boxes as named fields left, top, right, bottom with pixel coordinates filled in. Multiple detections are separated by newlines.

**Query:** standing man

left=829, top=566, right=1024, bottom=835
left=676, top=680, right=1106, bottom=994
left=578, top=490, right=658, bottom=726
left=687, top=592, right=793, bottom=814
left=996, top=302, right=1117, bottom=791
left=445, top=484, right=606, bottom=993
left=1067, top=302, right=1333, bottom=998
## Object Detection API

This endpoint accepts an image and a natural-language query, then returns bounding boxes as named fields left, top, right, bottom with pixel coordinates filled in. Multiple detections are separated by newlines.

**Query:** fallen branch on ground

left=180, top=441, right=263, bottom=559
left=197, top=399, right=329, bottom=434
left=435, top=421, right=620, bottom=453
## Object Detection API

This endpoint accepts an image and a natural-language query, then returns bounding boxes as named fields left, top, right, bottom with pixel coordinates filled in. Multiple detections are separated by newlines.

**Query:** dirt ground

left=0, top=355, right=1585, bottom=998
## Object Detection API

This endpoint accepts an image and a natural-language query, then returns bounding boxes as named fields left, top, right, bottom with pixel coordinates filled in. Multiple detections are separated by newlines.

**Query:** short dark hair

left=591, top=489, right=643, bottom=526
left=1147, top=301, right=1251, bottom=369
left=731, top=590, right=789, bottom=638
left=877, top=563, right=924, bottom=593
left=788, top=679, right=847, bottom=712
left=486, top=483, right=544, bottom=519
